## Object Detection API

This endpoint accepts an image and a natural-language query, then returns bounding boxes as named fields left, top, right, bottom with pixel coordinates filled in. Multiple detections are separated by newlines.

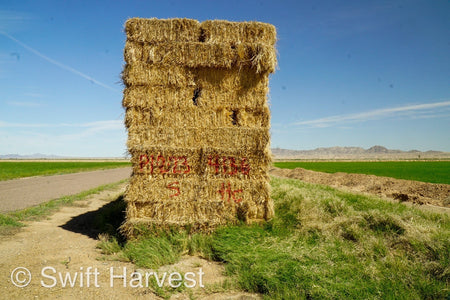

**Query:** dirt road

left=0, top=168, right=132, bottom=213
left=0, top=182, right=258, bottom=299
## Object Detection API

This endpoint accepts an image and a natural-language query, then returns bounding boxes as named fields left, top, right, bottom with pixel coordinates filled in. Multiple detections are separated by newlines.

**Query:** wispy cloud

left=293, top=101, right=450, bottom=128
left=0, top=31, right=119, bottom=92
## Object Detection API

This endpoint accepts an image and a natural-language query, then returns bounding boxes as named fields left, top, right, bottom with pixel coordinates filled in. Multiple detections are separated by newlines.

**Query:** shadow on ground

left=60, top=195, right=126, bottom=242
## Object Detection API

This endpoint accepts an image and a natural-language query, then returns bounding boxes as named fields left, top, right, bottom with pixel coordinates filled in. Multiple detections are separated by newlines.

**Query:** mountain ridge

left=271, top=145, right=448, bottom=159
left=1, top=146, right=448, bottom=160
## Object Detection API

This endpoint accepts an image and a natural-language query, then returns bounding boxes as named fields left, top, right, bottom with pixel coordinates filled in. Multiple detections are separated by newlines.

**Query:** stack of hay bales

left=122, top=18, right=277, bottom=236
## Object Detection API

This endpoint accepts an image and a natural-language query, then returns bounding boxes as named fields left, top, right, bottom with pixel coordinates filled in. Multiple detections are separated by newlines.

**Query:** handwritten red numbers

left=207, top=156, right=250, bottom=176
left=139, top=154, right=249, bottom=202
left=218, top=182, right=243, bottom=203
left=139, top=154, right=190, bottom=174
left=240, top=157, right=250, bottom=175
left=167, top=182, right=180, bottom=197
left=139, top=154, right=151, bottom=171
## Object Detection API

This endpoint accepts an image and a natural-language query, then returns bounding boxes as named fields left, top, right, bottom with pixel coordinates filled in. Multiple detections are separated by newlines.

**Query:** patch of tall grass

left=98, top=177, right=449, bottom=299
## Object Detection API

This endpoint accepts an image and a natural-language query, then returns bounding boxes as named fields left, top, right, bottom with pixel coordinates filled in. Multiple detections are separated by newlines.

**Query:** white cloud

left=293, top=100, right=450, bottom=128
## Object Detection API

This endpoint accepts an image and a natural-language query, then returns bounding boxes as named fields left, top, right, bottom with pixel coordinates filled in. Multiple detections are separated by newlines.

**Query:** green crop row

left=274, top=161, right=450, bottom=184
left=0, top=161, right=131, bottom=181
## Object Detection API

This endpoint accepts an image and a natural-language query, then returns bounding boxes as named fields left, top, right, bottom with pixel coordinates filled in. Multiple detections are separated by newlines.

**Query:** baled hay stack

left=121, top=18, right=277, bottom=237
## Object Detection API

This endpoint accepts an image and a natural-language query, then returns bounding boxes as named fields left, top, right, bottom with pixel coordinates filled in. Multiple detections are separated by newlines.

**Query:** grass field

left=97, top=176, right=449, bottom=299
left=0, top=161, right=130, bottom=181
left=274, top=161, right=450, bottom=184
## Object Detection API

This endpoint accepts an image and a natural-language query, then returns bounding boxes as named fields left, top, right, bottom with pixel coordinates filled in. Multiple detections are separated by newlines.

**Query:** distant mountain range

left=1, top=146, right=449, bottom=160
left=272, top=146, right=449, bottom=159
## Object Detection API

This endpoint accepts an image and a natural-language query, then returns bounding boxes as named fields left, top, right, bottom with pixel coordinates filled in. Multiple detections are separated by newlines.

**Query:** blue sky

left=0, top=0, right=449, bottom=157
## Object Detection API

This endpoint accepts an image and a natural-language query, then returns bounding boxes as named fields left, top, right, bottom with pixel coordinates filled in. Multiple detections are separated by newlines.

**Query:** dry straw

left=121, top=17, right=277, bottom=237
left=124, top=41, right=277, bottom=73
left=125, top=105, right=270, bottom=128
left=127, top=146, right=271, bottom=179
left=126, top=127, right=270, bottom=152
left=123, top=86, right=268, bottom=109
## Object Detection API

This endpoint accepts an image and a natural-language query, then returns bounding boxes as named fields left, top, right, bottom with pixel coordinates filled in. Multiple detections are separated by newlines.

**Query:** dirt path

left=0, top=167, right=132, bottom=213
left=270, top=167, right=450, bottom=208
left=0, top=182, right=259, bottom=299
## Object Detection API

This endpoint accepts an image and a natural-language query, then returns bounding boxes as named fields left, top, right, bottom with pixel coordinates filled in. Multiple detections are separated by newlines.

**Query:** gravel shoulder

left=0, top=167, right=132, bottom=213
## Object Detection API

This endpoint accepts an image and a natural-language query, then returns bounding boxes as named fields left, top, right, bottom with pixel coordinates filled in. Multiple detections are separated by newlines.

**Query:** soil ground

left=0, top=182, right=259, bottom=299
left=270, top=167, right=450, bottom=208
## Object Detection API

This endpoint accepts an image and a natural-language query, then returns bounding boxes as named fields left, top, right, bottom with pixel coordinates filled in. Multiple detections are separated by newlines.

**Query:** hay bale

left=125, top=18, right=201, bottom=43
left=122, top=64, right=196, bottom=87
left=124, top=40, right=277, bottom=73
left=125, top=105, right=270, bottom=128
left=126, top=127, right=271, bottom=152
left=127, top=146, right=271, bottom=179
left=200, top=20, right=277, bottom=46
left=121, top=17, right=276, bottom=237
left=123, top=84, right=269, bottom=109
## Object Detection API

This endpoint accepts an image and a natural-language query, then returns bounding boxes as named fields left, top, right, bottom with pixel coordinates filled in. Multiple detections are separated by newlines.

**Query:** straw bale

left=122, top=64, right=195, bottom=87
left=122, top=86, right=195, bottom=109
left=125, top=18, right=201, bottom=43
left=238, top=105, right=270, bottom=127
left=127, top=201, right=234, bottom=225
left=124, top=176, right=270, bottom=218
left=122, top=179, right=273, bottom=236
left=124, top=41, right=276, bottom=73
left=123, top=86, right=268, bottom=110
left=126, top=127, right=270, bottom=152
left=200, top=20, right=277, bottom=46
left=121, top=17, right=276, bottom=236
left=123, top=63, right=268, bottom=91
left=124, top=105, right=270, bottom=128
left=125, top=18, right=276, bottom=47
left=195, top=67, right=269, bottom=91
left=128, top=146, right=271, bottom=179
left=128, top=147, right=202, bottom=178
left=185, top=87, right=269, bottom=109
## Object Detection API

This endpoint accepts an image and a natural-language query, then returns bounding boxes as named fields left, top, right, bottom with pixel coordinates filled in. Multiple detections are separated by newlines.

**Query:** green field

left=96, top=176, right=449, bottom=299
left=0, top=161, right=131, bottom=181
left=274, top=161, right=450, bottom=184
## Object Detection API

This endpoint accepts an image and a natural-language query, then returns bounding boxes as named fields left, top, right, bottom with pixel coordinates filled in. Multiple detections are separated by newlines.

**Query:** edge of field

left=0, top=159, right=131, bottom=181
left=273, top=160, right=450, bottom=185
